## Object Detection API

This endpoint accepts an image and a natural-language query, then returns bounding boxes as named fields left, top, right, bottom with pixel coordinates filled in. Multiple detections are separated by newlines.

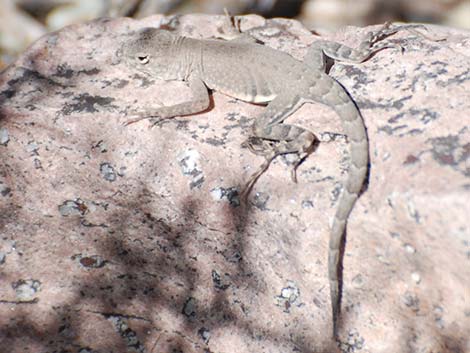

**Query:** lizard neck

left=173, top=36, right=203, bottom=81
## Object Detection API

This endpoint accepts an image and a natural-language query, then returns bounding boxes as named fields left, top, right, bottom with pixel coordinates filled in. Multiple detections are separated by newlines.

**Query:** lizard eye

left=136, top=54, right=150, bottom=65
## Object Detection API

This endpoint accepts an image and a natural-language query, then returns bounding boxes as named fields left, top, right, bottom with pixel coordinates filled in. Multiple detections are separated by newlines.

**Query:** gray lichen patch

left=274, top=281, right=301, bottom=313
left=13, top=279, right=41, bottom=302
left=177, top=148, right=205, bottom=189
left=210, top=186, right=240, bottom=206
left=60, top=93, right=117, bottom=115
left=107, top=315, right=145, bottom=353
left=100, top=162, right=117, bottom=182
left=339, top=329, right=365, bottom=353
left=58, top=199, right=88, bottom=216
left=182, top=297, right=197, bottom=318
left=428, top=132, right=470, bottom=176
left=380, top=108, right=440, bottom=137
left=0, top=180, right=11, bottom=197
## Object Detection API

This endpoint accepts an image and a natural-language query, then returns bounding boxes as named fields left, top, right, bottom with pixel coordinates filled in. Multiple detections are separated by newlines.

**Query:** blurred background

left=1, top=0, right=469, bottom=68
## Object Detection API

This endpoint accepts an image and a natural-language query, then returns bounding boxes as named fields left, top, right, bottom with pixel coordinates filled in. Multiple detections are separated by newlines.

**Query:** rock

left=0, top=14, right=468, bottom=353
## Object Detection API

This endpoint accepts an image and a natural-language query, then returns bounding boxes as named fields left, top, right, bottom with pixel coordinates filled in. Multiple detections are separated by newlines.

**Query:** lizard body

left=118, top=21, right=431, bottom=336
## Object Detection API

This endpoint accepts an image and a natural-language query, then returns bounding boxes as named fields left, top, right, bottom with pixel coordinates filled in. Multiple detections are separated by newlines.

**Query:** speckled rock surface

left=0, top=14, right=469, bottom=353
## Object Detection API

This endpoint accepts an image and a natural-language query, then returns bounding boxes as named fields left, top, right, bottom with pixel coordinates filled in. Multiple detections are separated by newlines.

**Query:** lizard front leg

left=124, top=77, right=210, bottom=126
left=243, top=94, right=317, bottom=193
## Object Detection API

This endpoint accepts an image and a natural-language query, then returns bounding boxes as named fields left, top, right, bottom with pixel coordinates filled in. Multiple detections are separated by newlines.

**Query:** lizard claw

left=123, top=113, right=164, bottom=128
left=240, top=156, right=273, bottom=198
left=289, top=151, right=310, bottom=183
left=388, top=41, right=405, bottom=54
left=147, top=117, right=166, bottom=129
left=122, top=116, right=147, bottom=126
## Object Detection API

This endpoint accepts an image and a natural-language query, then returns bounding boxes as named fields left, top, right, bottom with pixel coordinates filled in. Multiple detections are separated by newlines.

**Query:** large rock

left=0, top=14, right=468, bottom=353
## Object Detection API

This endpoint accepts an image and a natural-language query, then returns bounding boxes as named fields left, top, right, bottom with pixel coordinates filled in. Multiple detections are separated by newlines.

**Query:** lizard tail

left=318, top=79, right=369, bottom=337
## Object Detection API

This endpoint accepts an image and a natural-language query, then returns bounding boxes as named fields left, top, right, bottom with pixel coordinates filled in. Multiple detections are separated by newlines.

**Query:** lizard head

left=118, top=28, right=180, bottom=80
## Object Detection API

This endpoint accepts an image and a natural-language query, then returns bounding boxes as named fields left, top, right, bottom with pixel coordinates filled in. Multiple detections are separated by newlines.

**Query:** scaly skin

left=118, top=21, right=435, bottom=337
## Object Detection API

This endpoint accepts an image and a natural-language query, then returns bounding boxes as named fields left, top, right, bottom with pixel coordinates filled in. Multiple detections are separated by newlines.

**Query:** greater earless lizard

left=118, top=19, right=434, bottom=337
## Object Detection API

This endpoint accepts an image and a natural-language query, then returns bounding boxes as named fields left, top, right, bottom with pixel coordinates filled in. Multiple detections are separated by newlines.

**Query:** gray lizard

left=117, top=20, right=432, bottom=337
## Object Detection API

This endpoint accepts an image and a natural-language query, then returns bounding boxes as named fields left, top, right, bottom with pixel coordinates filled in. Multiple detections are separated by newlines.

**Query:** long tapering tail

left=320, top=79, right=369, bottom=337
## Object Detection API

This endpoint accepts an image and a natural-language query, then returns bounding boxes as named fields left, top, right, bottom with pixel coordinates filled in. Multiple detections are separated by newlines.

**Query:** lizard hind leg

left=242, top=124, right=318, bottom=196
left=241, top=132, right=317, bottom=195
left=305, top=21, right=441, bottom=69
left=240, top=134, right=316, bottom=198
left=241, top=95, right=317, bottom=195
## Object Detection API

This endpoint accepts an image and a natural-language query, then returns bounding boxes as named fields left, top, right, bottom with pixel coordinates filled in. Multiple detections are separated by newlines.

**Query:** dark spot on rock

left=182, top=297, right=197, bottom=318
left=428, top=134, right=467, bottom=169
left=0, top=89, right=15, bottom=100
left=54, top=64, right=74, bottom=79
left=211, top=270, right=230, bottom=291
left=409, top=108, right=439, bottom=124
left=221, top=248, right=242, bottom=263
left=388, top=112, right=405, bottom=124
left=7, top=68, right=67, bottom=90
left=391, top=96, right=412, bottom=110
left=404, top=154, right=419, bottom=165
left=79, top=255, right=106, bottom=268
left=403, top=291, right=420, bottom=312
left=106, top=315, right=145, bottom=352
left=81, top=68, right=100, bottom=76
left=212, top=187, right=240, bottom=207
left=61, top=93, right=116, bottom=115
left=408, top=128, right=424, bottom=136
left=339, top=329, right=365, bottom=352
left=204, top=136, right=225, bottom=146
left=189, top=176, right=204, bottom=189
left=0, top=183, right=11, bottom=197
left=132, top=73, right=154, bottom=87
left=33, top=158, right=42, bottom=169
left=115, top=79, right=129, bottom=88
left=377, top=124, right=407, bottom=136
left=301, top=199, right=314, bottom=209
left=198, top=327, right=211, bottom=343
left=58, top=199, right=87, bottom=216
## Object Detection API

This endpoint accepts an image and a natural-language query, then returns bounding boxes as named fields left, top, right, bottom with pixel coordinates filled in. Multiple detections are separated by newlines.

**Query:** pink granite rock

left=0, top=14, right=469, bottom=353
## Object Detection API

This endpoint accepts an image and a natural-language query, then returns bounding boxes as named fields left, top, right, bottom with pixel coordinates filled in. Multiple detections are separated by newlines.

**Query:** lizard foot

left=242, top=133, right=317, bottom=187
left=240, top=152, right=276, bottom=198
left=289, top=151, right=310, bottom=183
left=242, top=136, right=276, bottom=156
left=368, top=21, right=445, bottom=47
left=220, top=8, right=259, bottom=43
left=240, top=150, right=308, bottom=197
left=123, top=104, right=171, bottom=127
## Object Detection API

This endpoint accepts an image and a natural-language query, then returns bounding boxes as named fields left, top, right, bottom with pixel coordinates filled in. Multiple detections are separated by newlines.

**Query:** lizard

left=117, top=19, right=434, bottom=337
